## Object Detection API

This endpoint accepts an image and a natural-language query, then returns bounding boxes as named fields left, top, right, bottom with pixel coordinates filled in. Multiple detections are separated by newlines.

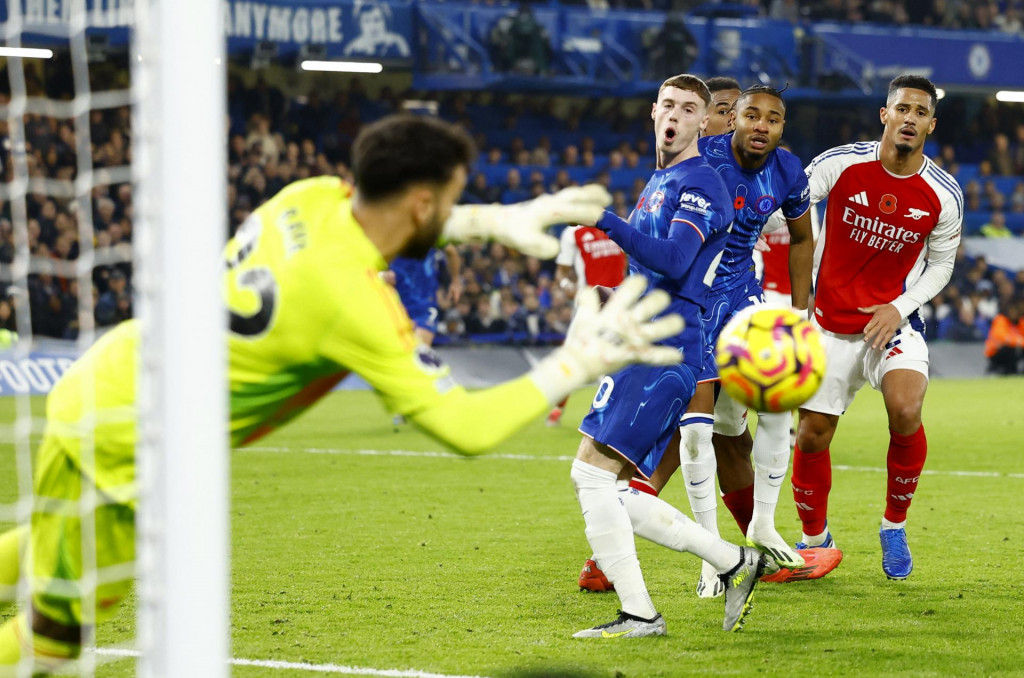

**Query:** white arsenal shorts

left=801, top=322, right=929, bottom=416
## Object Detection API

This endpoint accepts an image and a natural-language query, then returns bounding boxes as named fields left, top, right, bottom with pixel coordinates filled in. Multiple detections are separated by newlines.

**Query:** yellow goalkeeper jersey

left=45, top=177, right=548, bottom=500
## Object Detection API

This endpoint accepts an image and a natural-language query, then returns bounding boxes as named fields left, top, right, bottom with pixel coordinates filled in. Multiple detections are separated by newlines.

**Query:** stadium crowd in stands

left=2, top=59, right=1023, bottom=352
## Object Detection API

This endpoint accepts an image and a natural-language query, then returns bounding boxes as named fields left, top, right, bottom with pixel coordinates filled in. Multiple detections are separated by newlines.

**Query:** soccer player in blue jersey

left=570, top=74, right=765, bottom=639
left=578, top=85, right=830, bottom=598
left=390, top=244, right=462, bottom=346
left=676, top=85, right=817, bottom=585
left=388, top=244, right=462, bottom=427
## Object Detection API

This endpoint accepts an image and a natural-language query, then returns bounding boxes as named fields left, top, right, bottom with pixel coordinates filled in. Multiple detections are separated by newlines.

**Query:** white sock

left=881, top=518, right=906, bottom=531
left=678, top=414, right=719, bottom=537
left=570, top=459, right=656, bottom=619
left=750, top=411, right=792, bottom=528
left=620, top=486, right=740, bottom=572
left=801, top=529, right=829, bottom=546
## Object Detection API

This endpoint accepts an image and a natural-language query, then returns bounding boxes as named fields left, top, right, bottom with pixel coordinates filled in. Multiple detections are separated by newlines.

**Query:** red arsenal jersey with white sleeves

left=761, top=226, right=792, bottom=296
left=806, top=141, right=962, bottom=335
left=556, top=225, right=627, bottom=288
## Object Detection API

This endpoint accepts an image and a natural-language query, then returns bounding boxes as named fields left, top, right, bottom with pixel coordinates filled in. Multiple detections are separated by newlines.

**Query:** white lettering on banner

left=23, top=0, right=43, bottom=23
left=0, top=356, right=76, bottom=395
left=232, top=1, right=252, bottom=37
left=0, top=362, right=30, bottom=394
left=250, top=2, right=268, bottom=39
left=35, top=357, right=63, bottom=383
left=19, top=360, right=51, bottom=392
left=20, top=1, right=350, bottom=44
left=292, top=8, right=309, bottom=42
left=310, top=8, right=327, bottom=43
left=328, top=7, right=342, bottom=42
left=23, top=0, right=127, bottom=25
left=91, top=0, right=133, bottom=28
left=267, top=6, right=291, bottom=41
left=223, top=2, right=346, bottom=44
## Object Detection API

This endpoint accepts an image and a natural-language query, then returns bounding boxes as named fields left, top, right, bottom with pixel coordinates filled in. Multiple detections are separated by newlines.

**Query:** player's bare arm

left=785, top=210, right=814, bottom=311
left=443, top=243, right=463, bottom=304
left=555, top=263, right=579, bottom=299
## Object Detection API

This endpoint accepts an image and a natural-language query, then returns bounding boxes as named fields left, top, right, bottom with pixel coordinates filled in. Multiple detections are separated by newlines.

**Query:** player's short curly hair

left=353, top=115, right=476, bottom=201
left=738, top=84, right=788, bottom=110
left=705, top=76, right=741, bottom=94
left=658, top=74, right=711, bottom=106
left=887, top=75, right=938, bottom=111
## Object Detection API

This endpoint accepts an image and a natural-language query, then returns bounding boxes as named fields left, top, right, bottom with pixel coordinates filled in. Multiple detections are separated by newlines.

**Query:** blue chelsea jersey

left=628, top=155, right=734, bottom=308
left=391, top=250, right=439, bottom=312
left=698, top=133, right=810, bottom=292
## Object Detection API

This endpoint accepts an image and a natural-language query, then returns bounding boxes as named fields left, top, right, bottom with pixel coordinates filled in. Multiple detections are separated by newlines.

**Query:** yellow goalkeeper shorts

left=30, top=433, right=135, bottom=628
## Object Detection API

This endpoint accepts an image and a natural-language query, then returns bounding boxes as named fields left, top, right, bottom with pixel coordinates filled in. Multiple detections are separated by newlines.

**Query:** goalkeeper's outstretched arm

left=442, top=185, right=612, bottom=259
left=323, top=276, right=682, bottom=456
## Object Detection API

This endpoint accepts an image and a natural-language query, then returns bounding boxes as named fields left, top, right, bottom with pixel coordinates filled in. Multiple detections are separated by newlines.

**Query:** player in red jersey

left=758, top=220, right=794, bottom=306
left=793, top=75, right=963, bottom=580
left=547, top=225, right=627, bottom=425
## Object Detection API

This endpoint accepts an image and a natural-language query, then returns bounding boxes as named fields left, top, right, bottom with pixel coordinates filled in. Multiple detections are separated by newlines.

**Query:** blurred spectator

left=95, top=268, right=129, bottom=327
left=502, top=169, right=529, bottom=203
left=768, top=0, right=800, bottom=22
left=468, top=173, right=502, bottom=203
left=1010, top=182, right=1024, bottom=213
left=488, top=6, right=551, bottom=76
left=0, top=297, right=16, bottom=332
left=987, top=133, right=1014, bottom=176
left=465, top=297, right=507, bottom=334
left=28, top=262, right=66, bottom=337
left=643, top=13, right=699, bottom=79
left=980, top=211, right=1013, bottom=237
left=985, top=299, right=1024, bottom=374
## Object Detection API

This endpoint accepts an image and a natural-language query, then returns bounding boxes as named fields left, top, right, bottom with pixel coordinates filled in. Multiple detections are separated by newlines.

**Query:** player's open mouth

left=900, top=127, right=917, bottom=139
left=664, top=127, right=677, bottom=143
left=749, top=135, right=769, bottom=149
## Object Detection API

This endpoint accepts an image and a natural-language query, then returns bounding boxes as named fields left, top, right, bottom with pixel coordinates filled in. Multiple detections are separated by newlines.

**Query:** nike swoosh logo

left=601, top=629, right=633, bottom=638
left=768, top=473, right=785, bottom=480
left=690, top=479, right=709, bottom=486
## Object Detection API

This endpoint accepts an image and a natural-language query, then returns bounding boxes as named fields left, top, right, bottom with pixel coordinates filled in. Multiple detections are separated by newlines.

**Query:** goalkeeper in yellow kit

left=0, top=115, right=684, bottom=673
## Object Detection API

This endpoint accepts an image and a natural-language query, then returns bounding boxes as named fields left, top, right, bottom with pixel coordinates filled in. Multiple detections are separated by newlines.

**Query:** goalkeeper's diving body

left=0, top=115, right=684, bottom=673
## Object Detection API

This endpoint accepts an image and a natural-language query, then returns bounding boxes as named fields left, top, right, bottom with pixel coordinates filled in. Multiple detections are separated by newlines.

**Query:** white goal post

left=133, top=0, right=229, bottom=677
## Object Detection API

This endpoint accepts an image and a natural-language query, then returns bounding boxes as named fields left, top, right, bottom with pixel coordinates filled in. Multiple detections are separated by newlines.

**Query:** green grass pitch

left=2, top=377, right=1023, bottom=676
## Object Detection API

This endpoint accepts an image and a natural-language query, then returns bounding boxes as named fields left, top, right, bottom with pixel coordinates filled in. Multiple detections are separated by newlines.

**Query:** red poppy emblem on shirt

left=734, top=196, right=746, bottom=210
left=879, top=194, right=897, bottom=214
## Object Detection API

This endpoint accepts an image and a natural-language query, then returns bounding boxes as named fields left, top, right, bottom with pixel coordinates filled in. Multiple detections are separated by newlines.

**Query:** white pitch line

left=95, top=648, right=490, bottom=678
left=243, top=445, right=1024, bottom=480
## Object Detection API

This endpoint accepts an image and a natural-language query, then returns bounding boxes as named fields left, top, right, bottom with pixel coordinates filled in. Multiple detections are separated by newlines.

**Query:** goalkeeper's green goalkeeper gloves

left=529, top=275, right=684, bottom=403
left=443, top=184, right=612, bottom=259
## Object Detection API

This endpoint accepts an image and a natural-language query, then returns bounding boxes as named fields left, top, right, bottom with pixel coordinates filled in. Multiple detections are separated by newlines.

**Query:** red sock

left=721, top=484, right=754, bottom=536
left=628, top=475, right=658, bottom=496
left=885, top=424, right=927, bottom=523
left=791, top=443, right=831, bottom=536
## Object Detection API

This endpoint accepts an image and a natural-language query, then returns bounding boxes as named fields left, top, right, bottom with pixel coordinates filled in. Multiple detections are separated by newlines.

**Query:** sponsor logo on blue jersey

left=678, top=191, right=711, bottom=215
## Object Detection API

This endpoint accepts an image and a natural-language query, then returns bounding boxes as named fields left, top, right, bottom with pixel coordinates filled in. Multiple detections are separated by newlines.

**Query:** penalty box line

left=95, top=647, right=490, bottom=677
left=243, top=445, right=1024, bottom=480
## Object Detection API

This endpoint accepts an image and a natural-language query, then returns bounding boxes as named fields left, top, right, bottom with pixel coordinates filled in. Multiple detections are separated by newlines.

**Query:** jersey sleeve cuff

left=890, top=296, right=916, bottom=320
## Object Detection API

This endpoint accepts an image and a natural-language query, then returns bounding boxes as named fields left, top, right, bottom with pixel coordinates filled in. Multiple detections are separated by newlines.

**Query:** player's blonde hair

left=658, top=74, right=711, bottom=107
